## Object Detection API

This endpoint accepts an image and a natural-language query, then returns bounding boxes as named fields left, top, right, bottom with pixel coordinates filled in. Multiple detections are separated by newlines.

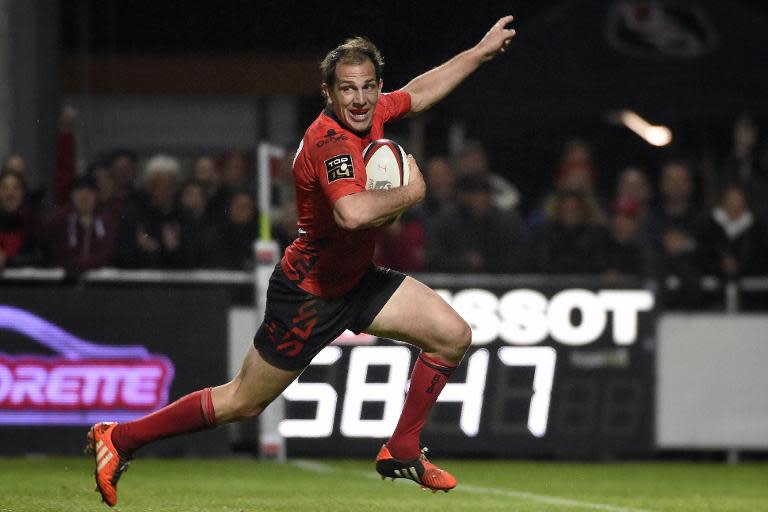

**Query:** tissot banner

left=280, top=282, right=656, bottom=458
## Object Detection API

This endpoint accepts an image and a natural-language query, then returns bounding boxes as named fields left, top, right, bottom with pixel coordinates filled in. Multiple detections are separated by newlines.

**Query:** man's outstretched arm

left=403, top=15, right=516, bottom=114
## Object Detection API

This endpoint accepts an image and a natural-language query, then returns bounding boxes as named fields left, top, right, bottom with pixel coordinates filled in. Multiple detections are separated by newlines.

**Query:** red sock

left=111, top=387, right=216, bottom=457
left=386, top=353, right=456, bottom=460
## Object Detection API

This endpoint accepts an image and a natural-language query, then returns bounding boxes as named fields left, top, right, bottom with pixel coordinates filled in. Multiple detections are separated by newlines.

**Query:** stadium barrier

left=1, top=268, right=766, bottom=458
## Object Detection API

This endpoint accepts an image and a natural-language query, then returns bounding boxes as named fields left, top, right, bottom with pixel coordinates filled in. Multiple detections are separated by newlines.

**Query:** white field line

left=290, top=459, right=335, bottom=473
left=459, top=483, right=652, bottom=512
left=290, top=459, right=653, bottom=512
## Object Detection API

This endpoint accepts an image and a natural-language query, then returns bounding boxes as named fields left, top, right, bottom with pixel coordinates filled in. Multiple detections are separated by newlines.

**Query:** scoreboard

left=281, top=283, right=656, bottom=458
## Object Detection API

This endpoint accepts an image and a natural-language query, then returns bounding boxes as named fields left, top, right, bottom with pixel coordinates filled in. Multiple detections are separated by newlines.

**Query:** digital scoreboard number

left=282, top=286, right=656, bottom=458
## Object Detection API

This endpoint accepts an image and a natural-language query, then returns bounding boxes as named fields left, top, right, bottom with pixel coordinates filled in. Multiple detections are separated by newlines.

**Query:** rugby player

left=87, top=16, right=516, bottom=506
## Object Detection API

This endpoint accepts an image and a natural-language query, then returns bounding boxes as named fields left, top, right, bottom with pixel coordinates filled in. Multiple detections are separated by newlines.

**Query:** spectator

left=208, top=189, right=259, bottom=269
left=0, top=171, right=41, bottom=270
left=374, top=210, right=427, bottom=272
left=220, top=148, right=252, bottom=190
left=114, top=154, right=184, bottom=268
left=554, top=138, right=597, bottom=191
left=1, top=152, right=46, bottom=223
left=648, top=160, right=701, bottom=259
left=722, top=113, right=762, bottom=183
left=648, top=160, right=700, bottom=242
left=615, top=165, right=653, bottom=222
left=648, top=159, right=703, bottom=308
left=192, top=155, right=221, bottom=195
left=697, top=183, right=768, bottom=279
left=421, top=156, right=456, bottom=219
left=178, top=179, right=214, bottom=267
left=604, top=195, right=654, bottom=279
left=54, top=106, right=78, bottom=206
left=108, top=149, right=140, bottom=206
left=428, top=174, right=525, bottom=273
left=1, top=153, right=28, bottom=176
left=528, top=190, right=608, bottom=274
left=87, top=160, right=124, bottom=225
left=454, top=140, right=520, bottom=211
left=192, top=155, right=225, bottom=218
left=180, top=179, right=209, bottom=222
left=527, top=140, right=605, bottom=234
left=721, top=113, right=768, bottom=223
left=43, top=175, right=116, bottom=273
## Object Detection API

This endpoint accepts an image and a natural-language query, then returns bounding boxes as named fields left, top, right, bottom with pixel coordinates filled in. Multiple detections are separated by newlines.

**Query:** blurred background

left=1, top=0, right=767, bottom=462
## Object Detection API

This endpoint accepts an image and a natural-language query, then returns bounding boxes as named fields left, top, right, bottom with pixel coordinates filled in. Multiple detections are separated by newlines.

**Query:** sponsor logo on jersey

left=316, top=129, right=348, bottom=147
left=325, top=154, right=354, bottom=183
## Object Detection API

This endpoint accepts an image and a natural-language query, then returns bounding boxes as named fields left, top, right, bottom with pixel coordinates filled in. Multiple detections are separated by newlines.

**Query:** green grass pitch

left=0, top=457, right=766, bottom=511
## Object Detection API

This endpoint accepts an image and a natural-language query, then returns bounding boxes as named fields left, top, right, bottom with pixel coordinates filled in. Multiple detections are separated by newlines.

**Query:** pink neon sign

left=0, top=305, right=174, bottom=425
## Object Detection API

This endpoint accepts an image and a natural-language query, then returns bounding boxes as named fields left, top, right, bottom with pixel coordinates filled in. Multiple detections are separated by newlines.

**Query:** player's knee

left=438, top=318, right=472, bottom=363
left=235, top=402, right=266, bottom=419
left=452, top=319, right=472, bottom=357
left=230, top=395, right=270, bottom=420
left=215, top=383, right=269, bottom=423
left=458, top=319, right=472, bottom=352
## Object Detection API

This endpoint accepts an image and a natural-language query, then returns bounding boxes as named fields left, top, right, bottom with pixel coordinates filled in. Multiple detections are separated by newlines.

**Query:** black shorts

left=253, top=263, right=406, bottom=370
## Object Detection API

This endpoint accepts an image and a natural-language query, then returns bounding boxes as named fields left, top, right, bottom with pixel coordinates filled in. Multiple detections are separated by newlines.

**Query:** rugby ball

left=362, top=139, right=410, bottom=190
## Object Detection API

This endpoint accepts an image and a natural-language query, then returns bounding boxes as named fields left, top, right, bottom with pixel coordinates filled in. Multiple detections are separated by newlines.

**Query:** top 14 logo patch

left=325, top=154, right=354, bottom=183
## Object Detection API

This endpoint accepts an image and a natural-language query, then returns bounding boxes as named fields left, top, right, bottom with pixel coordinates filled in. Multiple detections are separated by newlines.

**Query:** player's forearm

left=403, top=47, right=485, bottom=114
left=333, top=186, right=420, bottom=231
left=404, top=16, right=516, bottom=114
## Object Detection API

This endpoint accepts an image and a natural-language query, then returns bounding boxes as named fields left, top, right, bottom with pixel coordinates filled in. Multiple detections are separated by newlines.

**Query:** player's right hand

left=475, top=15, right=516, bottom=61
left=405, top=154, right=426, bottom=204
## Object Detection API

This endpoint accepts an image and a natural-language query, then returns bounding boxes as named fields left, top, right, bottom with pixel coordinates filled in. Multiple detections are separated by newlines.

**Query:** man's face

left=618, top=168, right=651, bottom=205
left=71, top=187, right=97, bottom=216
left=661, top=164, right=692, bottom=202
left=181, top=184, right=207, bottom=217
left=722, top=187, right=747, bottom=220
left=229, top=193, right=255, bottom=225
left=3, top=155, right=28, bottom=177
left=111, top=156, right=137, bottom=190
left=425, top=158, right=455, bottom=200
left=193, top=157, right=219, bottom=189
left=0, top=174, right=24, bottom=213
left=148, top=171, right=179, bottom=209
left=323, top=59, right=382, bottom=133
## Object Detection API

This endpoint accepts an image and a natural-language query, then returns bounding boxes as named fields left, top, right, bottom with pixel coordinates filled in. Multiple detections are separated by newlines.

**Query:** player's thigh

left=365, top=276, right=471, bottom=356
left=212, top=345, right=302, bottom=423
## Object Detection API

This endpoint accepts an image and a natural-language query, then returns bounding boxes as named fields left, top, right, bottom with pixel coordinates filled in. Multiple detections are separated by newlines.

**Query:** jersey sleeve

left=377, top=90, right=412, bottom=123
left=312, top=138, right=367, bottom=205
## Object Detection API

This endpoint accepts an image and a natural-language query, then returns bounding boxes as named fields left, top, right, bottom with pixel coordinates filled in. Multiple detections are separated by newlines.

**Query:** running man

left=87, top=16, right=516, bottom=506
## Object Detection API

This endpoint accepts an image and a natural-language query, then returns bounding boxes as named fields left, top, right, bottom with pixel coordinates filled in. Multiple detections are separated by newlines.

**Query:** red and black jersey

left=282, top=90, right=411, bottom=298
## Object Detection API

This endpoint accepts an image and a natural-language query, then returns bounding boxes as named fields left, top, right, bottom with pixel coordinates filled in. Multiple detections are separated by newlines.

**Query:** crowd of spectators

left=2, top=109, right=768, bottom=308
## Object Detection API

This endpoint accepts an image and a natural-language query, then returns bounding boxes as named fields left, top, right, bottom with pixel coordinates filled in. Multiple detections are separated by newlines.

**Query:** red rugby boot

left=375, top=445, right=457, bottom=493
left=85, top=422, right=131, bottom=507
